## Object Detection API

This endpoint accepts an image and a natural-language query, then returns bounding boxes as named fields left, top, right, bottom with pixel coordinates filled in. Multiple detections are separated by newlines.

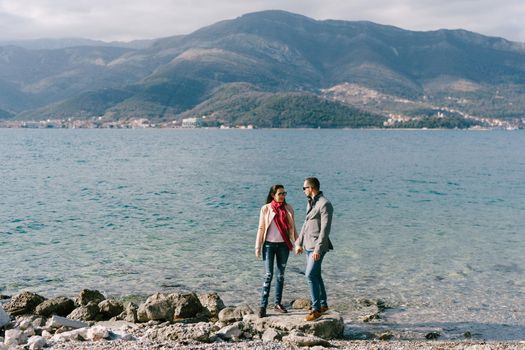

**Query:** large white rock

left=49, top=315, right=88, bottom=329
left=0, top=343, right=7, bottom=350
left=0, top=305, right=10, bottom=328
left=51, top=328, right=89, bottom=342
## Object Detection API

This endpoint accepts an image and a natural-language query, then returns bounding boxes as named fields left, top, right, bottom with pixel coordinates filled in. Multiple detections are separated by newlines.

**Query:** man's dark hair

left=305, top=177, right=320, bottom=190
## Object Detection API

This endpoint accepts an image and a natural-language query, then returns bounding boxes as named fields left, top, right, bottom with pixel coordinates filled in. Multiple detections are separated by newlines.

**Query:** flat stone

left=96, top=320, right=139, bottom=331
left=51, top=328, right=89, bottom=342
left=282, top=330, right=332, bottom=347
left=49, top=315, right=89, bottom=329
left=142, top=322, right=214, bottom=342
left=244, top=309, right=344, bottom=340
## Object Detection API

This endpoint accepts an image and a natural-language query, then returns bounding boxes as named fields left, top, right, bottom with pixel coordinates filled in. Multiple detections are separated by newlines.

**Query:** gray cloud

left=0, top=0, right=524, bottom=42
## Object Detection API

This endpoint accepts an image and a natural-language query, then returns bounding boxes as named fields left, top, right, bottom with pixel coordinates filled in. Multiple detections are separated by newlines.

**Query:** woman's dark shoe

left=274, top=304, right=288, bottom=313
left=258, top=307, right=267, bottom=318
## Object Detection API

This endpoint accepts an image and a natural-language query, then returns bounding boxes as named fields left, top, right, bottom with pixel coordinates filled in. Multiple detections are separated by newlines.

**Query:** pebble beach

left=2, top=289, right=525, bottom=350
left=45, top=339, right=525, bottom=350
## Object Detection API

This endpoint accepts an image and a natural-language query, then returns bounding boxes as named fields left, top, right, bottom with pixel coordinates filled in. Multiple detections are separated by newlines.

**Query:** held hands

left=294, top=246, right=303, bottom=255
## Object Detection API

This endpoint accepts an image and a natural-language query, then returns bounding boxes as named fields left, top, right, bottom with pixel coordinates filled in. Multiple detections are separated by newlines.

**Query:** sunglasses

left=276, top=192, right=287, bottom=196
left=302, top=186, right=311, bottom=190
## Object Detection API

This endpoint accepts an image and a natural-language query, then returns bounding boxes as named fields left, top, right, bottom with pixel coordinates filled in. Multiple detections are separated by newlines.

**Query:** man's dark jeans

left=305, top=249, right=327, bottom=311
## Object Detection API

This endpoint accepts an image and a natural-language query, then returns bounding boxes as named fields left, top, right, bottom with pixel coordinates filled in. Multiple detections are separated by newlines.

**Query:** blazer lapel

left=305, top=201, right=316, bottom=220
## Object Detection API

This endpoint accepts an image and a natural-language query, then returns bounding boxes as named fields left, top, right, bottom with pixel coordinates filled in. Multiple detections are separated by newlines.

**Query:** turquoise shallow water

left=1, top=129, right=524, bottom=339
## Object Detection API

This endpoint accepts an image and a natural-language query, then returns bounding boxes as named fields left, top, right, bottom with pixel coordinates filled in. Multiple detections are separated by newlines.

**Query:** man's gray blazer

left=297, top=193, right=334, bottom=254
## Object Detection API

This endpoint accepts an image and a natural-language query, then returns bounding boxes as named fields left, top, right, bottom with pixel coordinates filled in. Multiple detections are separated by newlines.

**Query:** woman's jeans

left=305, top=250, right=327, bottom=311
left=260, top=241, right=290, bottom=308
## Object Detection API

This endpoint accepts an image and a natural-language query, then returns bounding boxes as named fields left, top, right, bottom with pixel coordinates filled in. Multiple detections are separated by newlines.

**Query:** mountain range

left=1, top=10, right=524, bottom=127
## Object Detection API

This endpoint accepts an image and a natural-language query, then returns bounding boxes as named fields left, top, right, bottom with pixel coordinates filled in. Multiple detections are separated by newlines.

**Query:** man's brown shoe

left=320, top=306, right=329, bottom=313
left=305, top=310, right=322, bottom=321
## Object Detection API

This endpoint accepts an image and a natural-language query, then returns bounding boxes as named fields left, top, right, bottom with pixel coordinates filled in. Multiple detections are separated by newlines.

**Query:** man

left=295, top=177, right=334, bottom=321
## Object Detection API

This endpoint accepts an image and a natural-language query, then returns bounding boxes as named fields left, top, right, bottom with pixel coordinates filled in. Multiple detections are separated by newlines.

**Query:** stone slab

left=244, top=309, right=344, bottom=339
left=49, top=315, right=88, bottom=329
left=96, top=320, right=139, bottom=331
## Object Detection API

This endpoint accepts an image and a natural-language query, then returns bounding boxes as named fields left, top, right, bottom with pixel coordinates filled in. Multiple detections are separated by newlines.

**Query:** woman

left=255, top=184, right=298, bottom=318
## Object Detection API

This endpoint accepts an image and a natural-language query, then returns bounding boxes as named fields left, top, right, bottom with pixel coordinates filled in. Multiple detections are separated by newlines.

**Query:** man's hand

left=312, top=252, right=321, bottom=261
left=295, top=246, right=303, bottom=255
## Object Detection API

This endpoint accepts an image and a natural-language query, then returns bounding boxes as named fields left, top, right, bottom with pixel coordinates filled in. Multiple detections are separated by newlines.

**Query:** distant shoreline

left=0, top=125, right=521, bottom=131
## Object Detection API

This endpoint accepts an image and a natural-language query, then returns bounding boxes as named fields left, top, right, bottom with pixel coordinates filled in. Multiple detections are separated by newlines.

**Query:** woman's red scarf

left=271, top=200, right=293, bottom=250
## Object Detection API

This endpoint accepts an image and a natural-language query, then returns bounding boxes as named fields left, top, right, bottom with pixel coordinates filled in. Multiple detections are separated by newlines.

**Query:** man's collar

left=308, top=191, right=323, bottom=203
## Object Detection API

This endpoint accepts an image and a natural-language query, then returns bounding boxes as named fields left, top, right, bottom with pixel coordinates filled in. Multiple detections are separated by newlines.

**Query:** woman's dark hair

left=266, top=184, right=286, bottom=204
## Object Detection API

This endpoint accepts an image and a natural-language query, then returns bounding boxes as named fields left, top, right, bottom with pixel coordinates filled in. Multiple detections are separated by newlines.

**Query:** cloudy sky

left=1, top=0, right=524, bottom=43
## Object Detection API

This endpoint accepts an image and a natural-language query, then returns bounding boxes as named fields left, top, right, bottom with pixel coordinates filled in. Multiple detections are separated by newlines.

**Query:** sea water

left=1, top=129, right=524, bottom=339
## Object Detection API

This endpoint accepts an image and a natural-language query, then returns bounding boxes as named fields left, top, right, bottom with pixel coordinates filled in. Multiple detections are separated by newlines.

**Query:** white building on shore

left=182, top=117, right=202, bottom=128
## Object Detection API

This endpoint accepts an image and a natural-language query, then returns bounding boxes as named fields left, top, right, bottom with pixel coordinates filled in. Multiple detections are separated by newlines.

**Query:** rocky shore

left=1, top=290, right=523, bottom=350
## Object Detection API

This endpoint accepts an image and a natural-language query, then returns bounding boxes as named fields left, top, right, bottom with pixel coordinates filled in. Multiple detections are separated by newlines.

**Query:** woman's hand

left=255, top=248, right=260, bottom=259
left=295, top=246, right=303, bottom=255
